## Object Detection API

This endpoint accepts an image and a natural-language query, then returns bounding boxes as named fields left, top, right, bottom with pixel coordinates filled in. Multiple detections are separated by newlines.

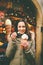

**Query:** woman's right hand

left=11, top=32, right=17, bottom=40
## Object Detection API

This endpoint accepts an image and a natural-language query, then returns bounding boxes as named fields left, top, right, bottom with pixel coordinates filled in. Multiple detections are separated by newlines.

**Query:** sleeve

left=5, top=39, right=17, bottom=59
left=24, top=41, right=32, bottom=53
left=24, top=40, right=35, bottom=57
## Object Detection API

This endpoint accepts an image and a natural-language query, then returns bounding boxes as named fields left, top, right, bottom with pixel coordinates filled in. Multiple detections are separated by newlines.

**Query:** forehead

left=18, top=22, right=25, bottom=26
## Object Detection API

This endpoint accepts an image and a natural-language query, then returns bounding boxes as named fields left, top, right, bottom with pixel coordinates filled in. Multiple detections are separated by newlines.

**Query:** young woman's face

left=17, top=22, right=26, bottom=34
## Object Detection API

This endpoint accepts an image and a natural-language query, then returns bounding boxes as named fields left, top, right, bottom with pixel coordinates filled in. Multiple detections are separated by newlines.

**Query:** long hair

left=15, top=19, right=31, bottom=40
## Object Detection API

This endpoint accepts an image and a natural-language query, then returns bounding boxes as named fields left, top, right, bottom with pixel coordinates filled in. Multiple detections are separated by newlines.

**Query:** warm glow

left=0, top=42, right=3, bottom=46
left=11, top=16, right=22, bottom=20
left=28, top=24, right=32, bottom=28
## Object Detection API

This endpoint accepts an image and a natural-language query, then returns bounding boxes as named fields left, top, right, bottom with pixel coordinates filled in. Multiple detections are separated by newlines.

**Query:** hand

left=11, top=32, right=17, bottom=40
left=20, top=39, right=29, bottom=49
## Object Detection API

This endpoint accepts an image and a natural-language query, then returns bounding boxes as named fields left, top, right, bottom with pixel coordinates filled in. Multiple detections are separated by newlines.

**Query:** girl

left=6, top=20, right=36, bottom=65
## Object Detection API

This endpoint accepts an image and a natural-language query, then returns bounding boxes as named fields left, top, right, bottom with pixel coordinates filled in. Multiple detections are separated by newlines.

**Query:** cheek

left=19, top=28, right=26, bottom=33
left=23, top=28, right=26, bottom=31
left=18, top=28, right=20, bottom=31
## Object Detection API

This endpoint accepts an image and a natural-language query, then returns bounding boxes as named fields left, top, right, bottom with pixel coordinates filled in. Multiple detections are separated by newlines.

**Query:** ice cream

left=21, top=34, right=29, bottom=49
left=21, top=34, right=28, bottom=40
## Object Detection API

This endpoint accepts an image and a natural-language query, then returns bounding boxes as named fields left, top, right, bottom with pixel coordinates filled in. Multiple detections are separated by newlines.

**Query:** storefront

left=0, top=0, right=43, bottom=65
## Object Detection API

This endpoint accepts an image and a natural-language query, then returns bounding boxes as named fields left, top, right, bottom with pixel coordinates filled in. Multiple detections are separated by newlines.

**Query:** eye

left=18, top=26, right=21, bottom=28
left=22, top=26, right=25, bottom=28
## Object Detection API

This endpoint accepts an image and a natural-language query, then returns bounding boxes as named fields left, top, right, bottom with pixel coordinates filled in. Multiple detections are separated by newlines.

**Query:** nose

left=21, top=27, right=23, bottom=30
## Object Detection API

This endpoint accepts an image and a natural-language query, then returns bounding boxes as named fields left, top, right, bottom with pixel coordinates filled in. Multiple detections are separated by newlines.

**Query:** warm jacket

left=6, top=37, right=35, bottom=65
